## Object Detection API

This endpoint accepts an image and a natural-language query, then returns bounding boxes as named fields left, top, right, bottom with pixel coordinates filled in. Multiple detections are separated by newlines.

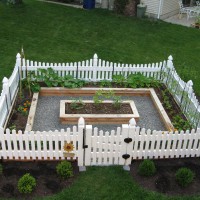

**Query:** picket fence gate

left=1, top=118, right=200, bottom=170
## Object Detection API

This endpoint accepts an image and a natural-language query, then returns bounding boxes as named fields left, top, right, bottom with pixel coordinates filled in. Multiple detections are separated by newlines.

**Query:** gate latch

left=124, top=138, right=132, bottom=143
left=122, top=154, right=130, bottom=160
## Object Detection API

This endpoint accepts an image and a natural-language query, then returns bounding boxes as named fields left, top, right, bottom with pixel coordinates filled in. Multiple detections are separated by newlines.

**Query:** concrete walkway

left=163, top=14, right=196, bottom=27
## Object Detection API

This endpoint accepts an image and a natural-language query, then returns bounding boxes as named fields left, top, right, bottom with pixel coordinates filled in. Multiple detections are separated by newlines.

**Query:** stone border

left=60, top=100, right=139, bottom=124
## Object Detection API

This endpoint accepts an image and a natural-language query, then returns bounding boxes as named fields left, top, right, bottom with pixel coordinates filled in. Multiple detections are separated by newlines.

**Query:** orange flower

left=23, top=108, right=27, bottom=111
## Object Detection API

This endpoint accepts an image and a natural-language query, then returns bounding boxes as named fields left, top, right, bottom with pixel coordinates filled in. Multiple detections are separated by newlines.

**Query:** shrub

left=17, top=173, right=36, bottom=194
left=175, top=167, right=195, bottom=187
left=56, top=161, right=73, bottom=179
left=138, top=159, right=156, bottom=177
left=114, top=0, right=129, bottom=14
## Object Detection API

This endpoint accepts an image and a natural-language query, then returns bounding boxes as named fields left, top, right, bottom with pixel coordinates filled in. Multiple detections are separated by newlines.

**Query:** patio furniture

left=178, top=1, right=200, bottom=20
left=178, top=0, right=192, bottom=18
left=187, top=6, right=200, bottom=19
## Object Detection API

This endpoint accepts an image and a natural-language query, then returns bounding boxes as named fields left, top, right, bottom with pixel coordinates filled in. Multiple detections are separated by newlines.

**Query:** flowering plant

left=17, top=100, right=31, bottom=116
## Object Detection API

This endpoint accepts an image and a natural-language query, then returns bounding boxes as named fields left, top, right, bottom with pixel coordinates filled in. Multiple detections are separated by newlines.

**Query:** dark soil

left=7, top=91, right=32, bottom=132
left=154, top=85, right=187, bottom=122
left=131, top=157, right=200, bottom=196
left=0, top=160, right=79, bottom=199
left=66, top=102, right=133, bottom=114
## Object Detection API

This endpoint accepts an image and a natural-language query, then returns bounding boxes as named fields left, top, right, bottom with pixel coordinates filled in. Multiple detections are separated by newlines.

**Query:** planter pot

left=137, top=4, right=147, bottom=18
left=101, top=0, right=108, bottom=9
left=83, top=0, right=95, bottom=9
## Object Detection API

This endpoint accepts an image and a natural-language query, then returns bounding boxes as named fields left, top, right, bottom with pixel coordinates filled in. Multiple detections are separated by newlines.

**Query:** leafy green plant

left=161, top=90, right=173, bottom=111
left=9, top=124, right=16, bottom=131
left=172, top=115, right=192, bottom=131
left=112, top=74, right=126, bottom=86
left=127, top=73, right=160, bottom=88
left=175, top=167, right=195, bottom=187
left=56, top=161, right=73, bottom=179
left=113, top=96, right=122, bottom=109
left=93, top=91, right=103, bottom=107
left=93, top=90, right=122, bottom=109
left=99, top=80, right=112, bottom=87
left=17, top=173, right=36, bottom=194
left=70, top=99, right=85, bottom=110
left=138, top=159, right=156, bottom=177
left=22, top=72, right=41, bottom=93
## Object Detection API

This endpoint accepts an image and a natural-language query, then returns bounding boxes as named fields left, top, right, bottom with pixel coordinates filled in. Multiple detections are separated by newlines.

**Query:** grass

left=0, top=0, right=200, bottom=93
left=0, top=166, right=199, bottom=200
left=0, top=1, right=200, bottom=199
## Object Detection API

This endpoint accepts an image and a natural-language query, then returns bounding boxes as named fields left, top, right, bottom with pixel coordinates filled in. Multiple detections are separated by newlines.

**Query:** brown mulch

left=130, top=157, right=200, bottom=196
left=0, top=161, right=79, bottom=199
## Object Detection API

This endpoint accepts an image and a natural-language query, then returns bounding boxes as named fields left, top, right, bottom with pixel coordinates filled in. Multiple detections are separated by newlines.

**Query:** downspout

left=157, top=0, right=163, bottom=19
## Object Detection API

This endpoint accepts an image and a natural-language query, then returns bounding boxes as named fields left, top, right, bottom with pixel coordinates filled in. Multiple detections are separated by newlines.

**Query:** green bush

left=175, top=167, right=195, bottom=187
left=17, top=173, right=36, bottom=194
left=114, top=0, right=129, bottom=14
left=56, top=161, right=73, bottom=179
left=138, top=160, right=156, bottom=177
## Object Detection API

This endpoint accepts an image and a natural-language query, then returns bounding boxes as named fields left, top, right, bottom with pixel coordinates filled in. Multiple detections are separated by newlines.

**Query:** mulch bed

left=0, top=160, right=79, bottom=199
left=66, top=102, right=133, bottom=114
left=130, top=157, right=200, bottom=196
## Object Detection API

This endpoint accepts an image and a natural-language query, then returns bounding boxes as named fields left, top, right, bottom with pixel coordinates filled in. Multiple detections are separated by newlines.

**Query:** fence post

left=2, top=77, right=11, bottom=110
left=16, top=53, right=22, bottom=79
left=84, top=124, right=92, bottom=166
left=120, top=118, right=136, bottom=171
left=167, top=55, right=174, bottom=69
left=78, top=117, right=86, bottom=171
left=93, top=54, right=98, bottom=82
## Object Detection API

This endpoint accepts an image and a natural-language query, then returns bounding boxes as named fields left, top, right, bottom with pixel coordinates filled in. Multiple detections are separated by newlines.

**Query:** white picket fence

left=20, top=54, right=165, bottom=81
left=0, top=119, right=85, bottom=166
left=18, top=53, right=200, bottom=128
left=0, top=118, right=200, bottom=168
left=0, top=56, right=20, bottom=128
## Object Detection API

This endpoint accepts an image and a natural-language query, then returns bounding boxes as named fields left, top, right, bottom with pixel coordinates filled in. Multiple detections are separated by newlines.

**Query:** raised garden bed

left=6, top=84, right=192, bottom=132
left=60, top=100, right=139, bottom=124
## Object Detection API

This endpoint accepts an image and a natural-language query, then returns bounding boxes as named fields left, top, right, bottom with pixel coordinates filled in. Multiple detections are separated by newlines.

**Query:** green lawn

left=0, top=1, right=200, bottom=199
left=1, top=166, right=199, bottom=200
left=0, top=0, right=200, bottom=93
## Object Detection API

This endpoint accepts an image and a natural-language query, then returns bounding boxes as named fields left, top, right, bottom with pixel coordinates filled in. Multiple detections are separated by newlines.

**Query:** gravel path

left=32, top=95, right=166, bottom=132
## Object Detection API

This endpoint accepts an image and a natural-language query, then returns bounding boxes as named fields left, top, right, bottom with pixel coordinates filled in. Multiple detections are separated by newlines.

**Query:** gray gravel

left=32, top=95, right=166, bottom=132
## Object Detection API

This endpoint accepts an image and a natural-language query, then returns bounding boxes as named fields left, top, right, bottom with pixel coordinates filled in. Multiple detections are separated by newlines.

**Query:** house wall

left=160, top=0, right=179, bottom=19
left=143, top=0, right=179, bottom=19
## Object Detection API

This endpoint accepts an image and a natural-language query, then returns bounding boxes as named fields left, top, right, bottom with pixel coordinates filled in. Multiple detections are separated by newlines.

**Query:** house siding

left=143, top=0, right=160, bottom=16
left=161, top=0, right=179, bottom=15
left=143, top=0, right=179, bottom=19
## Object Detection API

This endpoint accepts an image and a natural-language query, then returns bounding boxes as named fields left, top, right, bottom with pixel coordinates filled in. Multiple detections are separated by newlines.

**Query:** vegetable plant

left=70, top=99, right=85, bottom=110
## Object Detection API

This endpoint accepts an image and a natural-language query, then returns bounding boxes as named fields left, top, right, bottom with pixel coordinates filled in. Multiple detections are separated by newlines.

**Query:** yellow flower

left=63, top=142, right=74, bottom=152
